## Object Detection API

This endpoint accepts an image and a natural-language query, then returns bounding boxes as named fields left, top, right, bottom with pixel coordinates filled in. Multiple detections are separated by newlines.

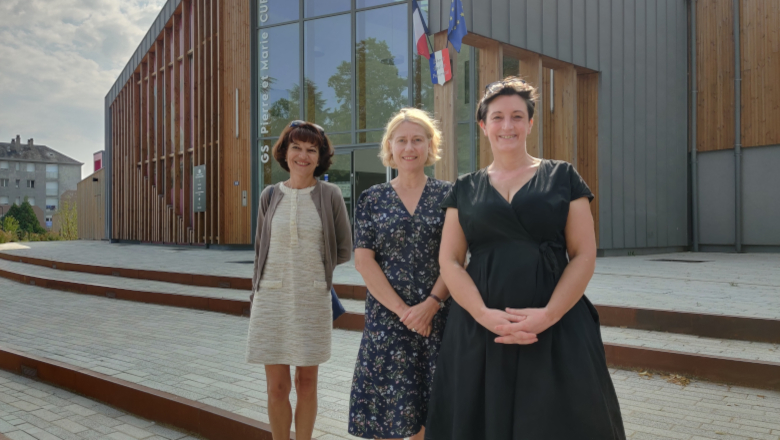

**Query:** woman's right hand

left=475, top=308, right=538, bottom=344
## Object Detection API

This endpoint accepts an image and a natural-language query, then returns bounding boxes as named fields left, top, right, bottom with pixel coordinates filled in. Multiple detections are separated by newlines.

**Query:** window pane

left=259, top=24, right=300, bottom=139
left=326, top=152, right=353, bottom=225
left=503, top=54, right=520, bottom=78
left=356, top=0, right=404, bottom=9
left=358, top=130, right=384, bottom=144
left=259, top=0, right=298, bottom=27
left=260, top=138, right=288, bottom=189
left=46, top=181, right=58, bottom=196
left=304, top=0, right=350, bottom=18
left=304, top=14, right=352, bottom=133
left=356, top=4, right=408, bottom=131
left=328, top=133, right=352, bottom=146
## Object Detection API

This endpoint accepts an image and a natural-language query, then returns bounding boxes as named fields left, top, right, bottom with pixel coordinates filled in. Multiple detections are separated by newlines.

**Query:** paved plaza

left=1, top=277, right=779, bottom=439
left=0, top=368, right=199, bottom=440
left=3, top=241, right=780, bottom=319
left=1, top=241, right=780, bottom=439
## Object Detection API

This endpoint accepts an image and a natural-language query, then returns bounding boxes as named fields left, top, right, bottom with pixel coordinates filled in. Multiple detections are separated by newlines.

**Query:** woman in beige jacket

left=247, top=120, right=352, bottom=440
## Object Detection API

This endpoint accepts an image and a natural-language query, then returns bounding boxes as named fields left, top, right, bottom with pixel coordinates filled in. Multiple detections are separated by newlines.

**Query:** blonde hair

left=379, top=108, right=442, bottom=168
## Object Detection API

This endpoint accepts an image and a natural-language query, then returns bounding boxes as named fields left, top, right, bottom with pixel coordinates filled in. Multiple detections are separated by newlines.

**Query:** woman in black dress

left=425, top=77, right=625, bottom=439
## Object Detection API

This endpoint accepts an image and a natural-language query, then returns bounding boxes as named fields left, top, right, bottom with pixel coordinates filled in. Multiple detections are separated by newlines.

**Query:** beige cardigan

left=251, top=180, right=352, bottom=299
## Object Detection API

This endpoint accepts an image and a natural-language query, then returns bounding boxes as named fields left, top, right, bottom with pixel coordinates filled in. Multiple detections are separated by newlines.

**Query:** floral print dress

left=348, top=178, right=452, bottom=439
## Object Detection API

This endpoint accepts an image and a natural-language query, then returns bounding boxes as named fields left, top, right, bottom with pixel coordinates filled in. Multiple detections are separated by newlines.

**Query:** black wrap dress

left=425, top=160, right=625, bottom=440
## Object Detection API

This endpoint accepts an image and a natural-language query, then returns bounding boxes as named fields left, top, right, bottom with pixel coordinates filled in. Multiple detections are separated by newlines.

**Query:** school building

left=103, top=0, right=780, bottom=253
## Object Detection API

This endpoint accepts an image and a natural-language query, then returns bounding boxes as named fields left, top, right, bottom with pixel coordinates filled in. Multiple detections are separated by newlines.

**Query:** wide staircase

left=0, top=244, right=778, bottom=440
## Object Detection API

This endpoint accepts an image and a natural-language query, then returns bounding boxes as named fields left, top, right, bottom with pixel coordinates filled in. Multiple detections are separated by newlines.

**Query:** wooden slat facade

left=77, top=169, right=106, bottom=241
left=220, top=0, right=252, bottom=244
left=696, top=0, right=735, bottom=152
left=697, top=0, right=780, bottom=151
left=741, top=0, right=780, bottom=148
left=109, top=0, right=249, bottom=245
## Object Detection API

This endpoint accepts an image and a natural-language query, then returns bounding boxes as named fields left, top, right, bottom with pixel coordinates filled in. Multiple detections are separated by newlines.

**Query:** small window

left=26, top=179, right=35, bottom=188
left=0, top=161, right=8, bottom=169
left=15, top=179, right=20, bottom=188
left=15, top=162, right=19, bottom=171
left=15, top=197, right=20, bottom=205
left=46, top=181, right=58, bottom=196
left=0, top=196, right=8, bottom=205
left=46, top=164, right=58, bottom=179
left=46, top=198, right=58, bottom=211
left=26, top=163, right=35, bottom=172
left=0, top=178, right=7, bottom=187
left=28, top=198, right=35, bottom=206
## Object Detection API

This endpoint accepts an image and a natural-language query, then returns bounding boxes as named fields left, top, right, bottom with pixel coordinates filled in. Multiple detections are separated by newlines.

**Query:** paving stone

left=0, top=370, right=197, bottom=439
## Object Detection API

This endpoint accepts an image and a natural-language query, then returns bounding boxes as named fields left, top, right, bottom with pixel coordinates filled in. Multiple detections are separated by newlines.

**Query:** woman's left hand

left=400, top=298, right=439, bottom=337
left=493, top=307, right=557, bottom=344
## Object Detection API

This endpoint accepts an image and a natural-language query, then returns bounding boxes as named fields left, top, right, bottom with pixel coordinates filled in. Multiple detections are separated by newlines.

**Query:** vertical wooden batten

left=476, top=40, right=502, bottom=168
left=433, top=31, right=458, bottom=182
left=515, top=50, right=544, bottom=158
left=577, top=72, right=600, bottom=245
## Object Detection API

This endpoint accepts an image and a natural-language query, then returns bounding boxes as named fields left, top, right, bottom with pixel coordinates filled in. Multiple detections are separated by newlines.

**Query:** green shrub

left=5, top=200, right=45, bottom=234
left=0, top=230, right=16, bottom=243
left=1, top=215, right=20, bottom=235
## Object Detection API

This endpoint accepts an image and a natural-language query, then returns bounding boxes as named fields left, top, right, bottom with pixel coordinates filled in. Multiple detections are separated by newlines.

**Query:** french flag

left=412, top=0, right=430, bottom=58
left=429, top=49, right=452, bottom=85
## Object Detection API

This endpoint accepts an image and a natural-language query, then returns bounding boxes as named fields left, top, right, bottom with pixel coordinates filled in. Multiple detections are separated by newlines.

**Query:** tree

left=6, top=199, right=44, bottom=234
left=329, top=37, right=409, bottom=133
left=58, top=199, right=78, bottom=240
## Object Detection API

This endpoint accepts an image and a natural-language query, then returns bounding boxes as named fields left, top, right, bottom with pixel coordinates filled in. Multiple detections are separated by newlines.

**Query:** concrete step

left=1, top=265, right=779, bottom=392
left=1, top=281, right=779, bottom=440
left=4, top=254, right=780, bottom=344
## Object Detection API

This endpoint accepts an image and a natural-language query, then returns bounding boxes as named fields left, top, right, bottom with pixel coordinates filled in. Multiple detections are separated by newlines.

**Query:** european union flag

left=447, top=0, right=467, bottom=53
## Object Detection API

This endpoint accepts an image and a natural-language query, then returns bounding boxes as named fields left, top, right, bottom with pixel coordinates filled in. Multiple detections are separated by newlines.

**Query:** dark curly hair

left=476, top=76, right=538, bottom=123
left=272, top=122, right=334, bottom=177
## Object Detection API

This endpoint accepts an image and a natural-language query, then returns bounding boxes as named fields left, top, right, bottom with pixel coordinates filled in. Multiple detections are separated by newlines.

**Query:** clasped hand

left=478, top=307, right=556, bottom=345
left=399, top=298, right=439, bottom=337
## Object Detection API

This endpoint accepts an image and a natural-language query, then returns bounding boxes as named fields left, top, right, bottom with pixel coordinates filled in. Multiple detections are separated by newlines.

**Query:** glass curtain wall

left=256, top=0, right=476, bottom=193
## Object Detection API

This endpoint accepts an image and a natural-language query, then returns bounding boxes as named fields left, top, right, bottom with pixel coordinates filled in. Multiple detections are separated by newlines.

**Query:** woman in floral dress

left=348, top=108, right=452, bottom=440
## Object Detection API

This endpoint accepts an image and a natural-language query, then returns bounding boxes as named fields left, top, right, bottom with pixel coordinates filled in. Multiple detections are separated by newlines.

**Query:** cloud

left=0, top=0, right=167, bottom=178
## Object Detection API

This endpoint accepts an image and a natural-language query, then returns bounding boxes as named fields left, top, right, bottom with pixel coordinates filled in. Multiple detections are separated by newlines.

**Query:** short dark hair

left=476, top=76, right=538, bottom=123
left=272, top=122, right=334, bottom=177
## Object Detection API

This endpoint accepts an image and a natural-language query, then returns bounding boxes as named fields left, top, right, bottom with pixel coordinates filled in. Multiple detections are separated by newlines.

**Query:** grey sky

left=0, top=0, right=167, bottom=179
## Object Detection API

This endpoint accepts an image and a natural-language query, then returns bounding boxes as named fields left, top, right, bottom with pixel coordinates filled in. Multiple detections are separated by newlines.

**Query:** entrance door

left=323, top=146, right=387, bottom=229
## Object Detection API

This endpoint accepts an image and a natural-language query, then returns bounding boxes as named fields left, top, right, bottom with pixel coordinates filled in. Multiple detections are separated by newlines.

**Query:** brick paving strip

left=0, top=368, right=201, bottom=440
left=2, top=281, right=780, bottom=439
